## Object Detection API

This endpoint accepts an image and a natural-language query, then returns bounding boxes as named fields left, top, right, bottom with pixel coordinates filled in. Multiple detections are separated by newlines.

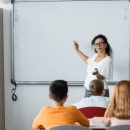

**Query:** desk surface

left=89, top=117, right=107, bottom=129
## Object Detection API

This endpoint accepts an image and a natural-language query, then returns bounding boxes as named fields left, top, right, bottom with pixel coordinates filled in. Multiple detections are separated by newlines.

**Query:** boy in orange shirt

left=32, top=80, right=89, bottom=130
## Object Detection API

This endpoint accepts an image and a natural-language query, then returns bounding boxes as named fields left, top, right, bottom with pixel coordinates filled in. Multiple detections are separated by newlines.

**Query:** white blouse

left=84, top=54, right=113, bottom=89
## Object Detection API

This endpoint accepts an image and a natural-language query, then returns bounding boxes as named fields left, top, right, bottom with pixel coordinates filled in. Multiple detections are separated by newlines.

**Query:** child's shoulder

left=41, top=105, right=78, bottom=110
left=66, top=105, right=78, bottom=110
left=40, top=106, right=50, bottom=111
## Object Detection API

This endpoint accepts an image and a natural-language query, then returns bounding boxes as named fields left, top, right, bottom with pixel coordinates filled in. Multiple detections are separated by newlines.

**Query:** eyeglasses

left=93, top=42, right=105, bottom=48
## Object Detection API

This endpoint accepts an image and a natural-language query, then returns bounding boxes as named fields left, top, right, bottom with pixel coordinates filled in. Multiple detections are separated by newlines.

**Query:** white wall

left=1, top=3, right=115, bottom=130
left=3, top=6, right=86, bottom=129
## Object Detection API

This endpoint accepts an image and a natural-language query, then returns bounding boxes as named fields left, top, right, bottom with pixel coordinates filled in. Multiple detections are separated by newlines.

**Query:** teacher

left=73, top=34, right=113, bottom=97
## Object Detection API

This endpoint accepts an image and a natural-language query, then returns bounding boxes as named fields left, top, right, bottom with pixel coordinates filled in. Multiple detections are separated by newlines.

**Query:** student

left=73, top=34, right=113, bottom=97
left=73, top=79, right=109, bottom=109
left=32, top=80, right=89, bottom=130
left=103, top=80, right=130, bottom=127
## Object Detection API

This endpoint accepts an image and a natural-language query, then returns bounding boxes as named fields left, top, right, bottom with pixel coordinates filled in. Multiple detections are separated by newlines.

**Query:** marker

left=73, top=40, right=78, bottom=46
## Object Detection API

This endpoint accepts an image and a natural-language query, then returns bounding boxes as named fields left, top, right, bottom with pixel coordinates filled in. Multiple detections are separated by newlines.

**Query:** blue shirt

left=73, top=96, right=109, bottom=109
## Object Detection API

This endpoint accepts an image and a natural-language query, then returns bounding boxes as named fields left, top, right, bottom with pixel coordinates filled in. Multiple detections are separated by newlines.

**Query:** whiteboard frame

left=11, top=0, right=130, bottom=3
left=11, top=0, right=130, bottom=86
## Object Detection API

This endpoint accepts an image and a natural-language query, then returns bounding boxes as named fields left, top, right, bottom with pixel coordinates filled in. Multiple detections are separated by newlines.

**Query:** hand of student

left=103, top=117, right=111, bottom=127
left=74, top=122, right=81, bottom=126
left=73, top=40, right=79, bottom=51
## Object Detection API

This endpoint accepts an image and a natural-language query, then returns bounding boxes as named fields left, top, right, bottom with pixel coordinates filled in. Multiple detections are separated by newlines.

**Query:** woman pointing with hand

left=73, top=34, right=113, bottom=97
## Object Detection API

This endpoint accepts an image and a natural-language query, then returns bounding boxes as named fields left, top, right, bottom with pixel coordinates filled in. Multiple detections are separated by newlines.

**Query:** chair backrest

left=50, top=125, right=90, bottom=130
left=79, top=107, right=106, bottom=130
left=79, top=107, right=106, bottom=118
left=107, top=125, right=130, bottom=130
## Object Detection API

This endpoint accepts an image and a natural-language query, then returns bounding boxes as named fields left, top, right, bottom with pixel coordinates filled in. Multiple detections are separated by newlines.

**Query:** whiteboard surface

left=13, top=1, right=130, bottom=83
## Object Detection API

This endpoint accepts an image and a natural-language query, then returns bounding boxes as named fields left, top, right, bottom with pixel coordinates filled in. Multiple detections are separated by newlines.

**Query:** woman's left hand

left=92, top=68, right=105, bottom=80
left=92, top=68, right=99, bottom=75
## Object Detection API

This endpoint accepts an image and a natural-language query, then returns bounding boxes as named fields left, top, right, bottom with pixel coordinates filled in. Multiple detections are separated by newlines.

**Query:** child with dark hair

left=32, top=80, right=89, bottom=130
left=49, top=80, right=68, bottom=102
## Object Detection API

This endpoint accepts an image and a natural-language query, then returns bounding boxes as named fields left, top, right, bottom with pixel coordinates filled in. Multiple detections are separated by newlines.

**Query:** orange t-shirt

left=32, top=106, right=89, bottom=130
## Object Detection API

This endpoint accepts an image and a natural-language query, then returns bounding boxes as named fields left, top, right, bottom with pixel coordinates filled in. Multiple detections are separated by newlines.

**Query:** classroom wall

left=0, top=7, right=5, bottom=130
left=2, top=4, right=116, bottom=130
left=3, top=6, right=87, bottom=130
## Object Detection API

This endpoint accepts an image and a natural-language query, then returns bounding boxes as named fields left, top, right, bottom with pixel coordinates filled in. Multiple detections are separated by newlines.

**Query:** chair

left=50, top=125, right=90, bottom=130
left=79, top=107, right=106, bottom=118
left=107, top=125, right=130, bottom=130
left=79, top=107, right=106, bottom=130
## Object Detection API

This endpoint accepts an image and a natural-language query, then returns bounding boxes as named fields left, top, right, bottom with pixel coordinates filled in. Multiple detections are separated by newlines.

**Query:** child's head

left=49, top=80, right=68, bottom=102
left=89, top=79, right=104, bottom=96
left=112, top=80, right=130, bottom=119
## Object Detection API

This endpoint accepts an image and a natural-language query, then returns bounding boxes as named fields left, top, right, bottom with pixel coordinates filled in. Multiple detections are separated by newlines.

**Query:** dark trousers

left=84, top=88, right=109, bottom=98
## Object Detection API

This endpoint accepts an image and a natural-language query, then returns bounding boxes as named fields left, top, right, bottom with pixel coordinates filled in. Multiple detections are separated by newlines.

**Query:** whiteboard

left=12, top=0, right=130, bottom=85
